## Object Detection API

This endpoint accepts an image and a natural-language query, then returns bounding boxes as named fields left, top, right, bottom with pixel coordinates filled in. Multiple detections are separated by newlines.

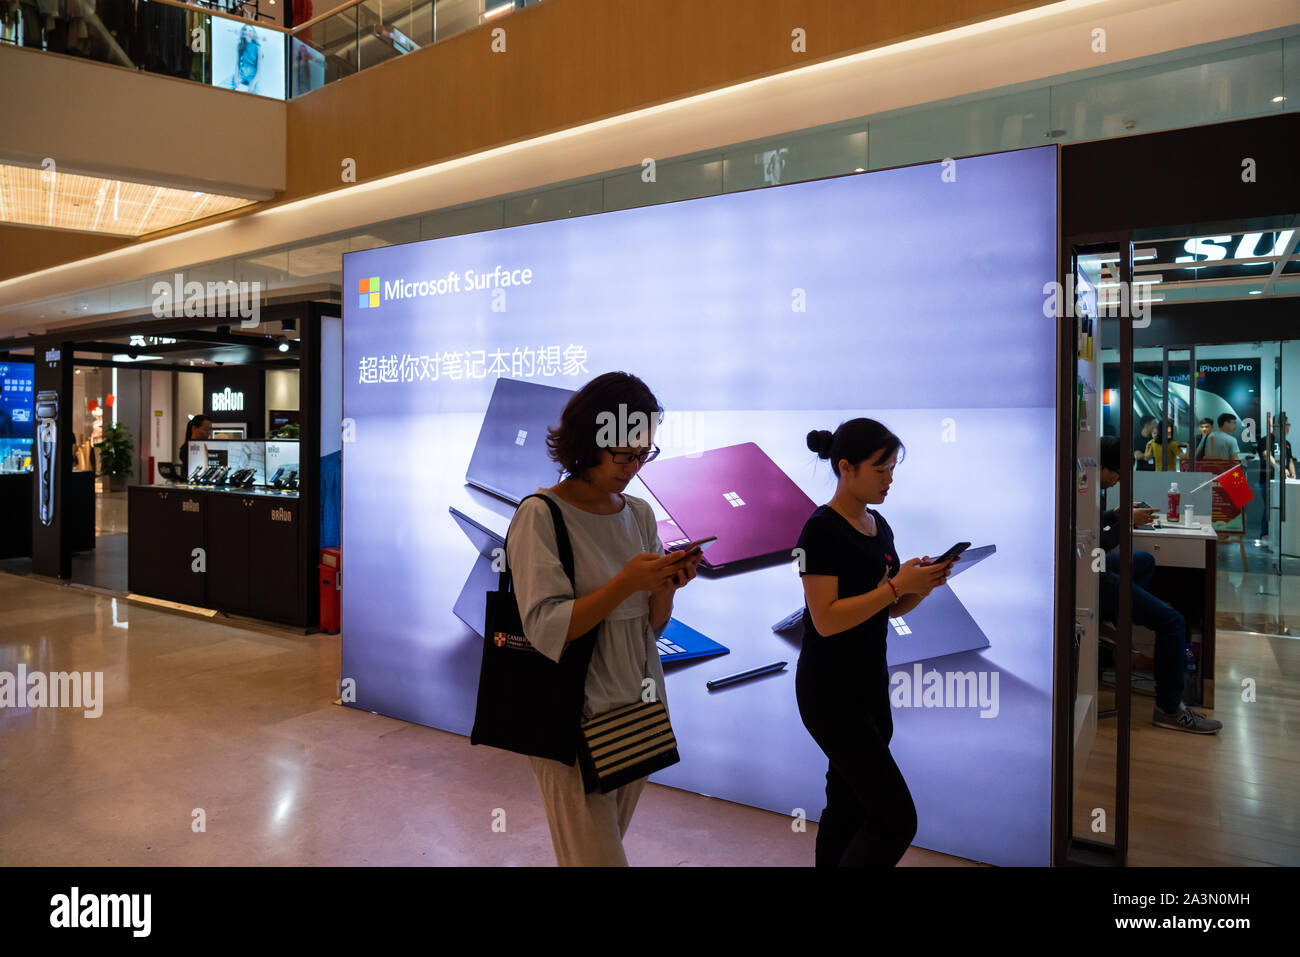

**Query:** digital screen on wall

left=211, top=18, right=285, bottom=100
left=342, top=146, right=1059, bottom=866
left=0, top=362, right=35, bottom=439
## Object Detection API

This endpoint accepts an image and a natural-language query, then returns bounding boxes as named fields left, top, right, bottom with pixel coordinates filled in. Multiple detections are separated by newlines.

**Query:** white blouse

left=506, top=490, right=670, bottom=721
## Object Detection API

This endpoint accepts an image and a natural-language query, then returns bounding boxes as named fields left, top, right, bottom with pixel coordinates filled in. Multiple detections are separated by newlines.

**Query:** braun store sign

left=212, top=388, right=245, bottom=412
left=202, top=367, right=264, bottom=437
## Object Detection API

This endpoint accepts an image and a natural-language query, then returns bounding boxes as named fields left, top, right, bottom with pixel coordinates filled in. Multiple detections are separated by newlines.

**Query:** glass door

left=1068, top=243, right=1125, bottom=861
left=1271, top=342, right=1298, bottom=634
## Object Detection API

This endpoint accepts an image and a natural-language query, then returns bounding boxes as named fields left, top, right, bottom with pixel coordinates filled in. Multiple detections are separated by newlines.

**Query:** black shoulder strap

left=499, top=492, right=576, bottom=593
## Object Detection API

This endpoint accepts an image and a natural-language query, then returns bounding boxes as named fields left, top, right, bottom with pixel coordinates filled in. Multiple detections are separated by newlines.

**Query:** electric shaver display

left=35, top=390, right=58, bottom=527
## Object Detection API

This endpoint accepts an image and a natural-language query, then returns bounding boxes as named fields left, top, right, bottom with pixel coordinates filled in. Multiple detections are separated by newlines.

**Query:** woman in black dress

left=795, top=418, right=954, bottom=867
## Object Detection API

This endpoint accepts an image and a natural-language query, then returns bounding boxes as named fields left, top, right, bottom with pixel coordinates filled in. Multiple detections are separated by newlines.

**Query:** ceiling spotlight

left=1273, top=96, right=1286, bottom=103
left=278, top=337, right=289, bottom=353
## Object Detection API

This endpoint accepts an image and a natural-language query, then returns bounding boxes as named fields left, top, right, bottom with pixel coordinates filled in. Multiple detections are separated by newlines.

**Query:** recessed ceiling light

left=1249, top=290, right=1262, bottom=295
left=0, top=163, right=254, bottom=236
left=1273, top=96, right=1286, bottom=103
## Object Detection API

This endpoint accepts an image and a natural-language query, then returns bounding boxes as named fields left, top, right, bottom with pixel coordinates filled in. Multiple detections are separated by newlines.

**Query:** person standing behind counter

left=794, top=418, right=954, bottom=867
left=178, top=414, right=212, bottom=478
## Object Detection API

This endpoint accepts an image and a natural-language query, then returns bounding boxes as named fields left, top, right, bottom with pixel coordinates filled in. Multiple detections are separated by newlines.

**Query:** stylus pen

left=707, top=661, right=787, bottom=690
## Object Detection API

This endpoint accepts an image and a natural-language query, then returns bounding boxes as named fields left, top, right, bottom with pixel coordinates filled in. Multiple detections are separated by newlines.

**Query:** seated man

left=1097, top=435, right=1221, bottom=734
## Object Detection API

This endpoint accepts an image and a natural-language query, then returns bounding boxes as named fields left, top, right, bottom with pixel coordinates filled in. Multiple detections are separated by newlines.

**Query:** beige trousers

left=529, top=755, right=647, bottom=866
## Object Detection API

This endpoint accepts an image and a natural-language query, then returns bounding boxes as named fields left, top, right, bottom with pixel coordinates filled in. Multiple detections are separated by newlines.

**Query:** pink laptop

left=639, top=442, right=816, bottom=569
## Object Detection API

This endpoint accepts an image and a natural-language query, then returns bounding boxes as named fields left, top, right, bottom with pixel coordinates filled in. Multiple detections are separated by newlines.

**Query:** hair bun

left=806, top=429, right=834, bottom=458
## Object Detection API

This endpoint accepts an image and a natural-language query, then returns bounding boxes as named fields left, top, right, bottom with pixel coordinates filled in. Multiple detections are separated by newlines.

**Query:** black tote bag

left=469, top=493, right=598, bottom=765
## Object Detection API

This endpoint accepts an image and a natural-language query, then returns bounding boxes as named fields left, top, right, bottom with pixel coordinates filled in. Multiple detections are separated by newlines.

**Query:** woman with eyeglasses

left=506, top=371, right=702, bottom=865
left=795, top=419, right=954, bottom=867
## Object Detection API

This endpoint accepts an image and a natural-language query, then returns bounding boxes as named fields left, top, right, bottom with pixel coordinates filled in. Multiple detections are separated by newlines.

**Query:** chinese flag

left=1216, top=464, right=1254, bottom=510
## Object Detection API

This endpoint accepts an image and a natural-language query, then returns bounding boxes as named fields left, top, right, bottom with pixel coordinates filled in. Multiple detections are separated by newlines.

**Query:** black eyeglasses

left=608, top=446, right=660, bottom=466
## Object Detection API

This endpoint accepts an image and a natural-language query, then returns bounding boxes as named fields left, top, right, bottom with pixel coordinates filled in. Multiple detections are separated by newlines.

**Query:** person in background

left=1133, top=414, right=1158, bottom=470
left=1145, top=419, right=1183, bottom=471
left=179, top=414, right=212, bottom=479
left=1194, top=418, right=1214, bottom=456
left=1199, top=413, right=1240, bottom=461
left=1259, top=412, right=1276, bottom=540
left=795, top=418, right=954, bottom=866
left=1277, top=413, right=1297, bottom=480
left=1260, top=412, right=1297, bottom=540
left=1098, top=435, right=1221, bottom=734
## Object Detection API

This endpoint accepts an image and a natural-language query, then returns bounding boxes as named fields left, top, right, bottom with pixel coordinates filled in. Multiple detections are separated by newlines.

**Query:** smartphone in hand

left=668, top=536, right=718, bottom=556
left=922, top=542, right=970, bottom=566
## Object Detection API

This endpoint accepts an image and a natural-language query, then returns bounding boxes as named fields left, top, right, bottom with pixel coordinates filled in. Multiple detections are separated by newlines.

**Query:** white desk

left=1132, top=517, right=1217, bottom=707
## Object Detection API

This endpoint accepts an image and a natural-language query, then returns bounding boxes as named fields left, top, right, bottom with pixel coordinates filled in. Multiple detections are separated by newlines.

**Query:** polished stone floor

left=0, top=574, right=970, bottom=867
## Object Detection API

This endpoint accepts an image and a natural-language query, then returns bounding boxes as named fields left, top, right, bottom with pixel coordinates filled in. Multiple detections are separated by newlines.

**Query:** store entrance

left=64, top=322, right=302, bottom=594
left=1103, top=339, right=1300, bottom=636
left=1105, top=222, right=1300, bottom=867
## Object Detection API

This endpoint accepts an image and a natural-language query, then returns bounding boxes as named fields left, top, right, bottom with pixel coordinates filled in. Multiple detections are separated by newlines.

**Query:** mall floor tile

left=0, top=573, right=975, bottom=867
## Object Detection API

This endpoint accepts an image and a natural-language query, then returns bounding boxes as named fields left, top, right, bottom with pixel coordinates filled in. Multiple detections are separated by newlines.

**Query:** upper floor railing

left=0, top=0, right=541, bottom=98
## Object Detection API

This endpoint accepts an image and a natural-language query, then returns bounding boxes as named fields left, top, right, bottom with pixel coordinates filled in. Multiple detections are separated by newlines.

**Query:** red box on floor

left=319, top=548, right=341, bottom=634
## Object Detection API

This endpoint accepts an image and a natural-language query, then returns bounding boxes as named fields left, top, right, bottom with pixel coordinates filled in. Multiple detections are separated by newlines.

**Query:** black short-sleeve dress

left=795, top=504, right=901, bottom=731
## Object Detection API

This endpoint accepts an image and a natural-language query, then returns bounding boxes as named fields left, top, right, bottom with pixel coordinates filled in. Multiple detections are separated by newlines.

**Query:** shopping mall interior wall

left=0, top=224, right=131, bottom=285
left=113, top=369, right=146, bottom=484
left=148, top=370, right=173, bottom=484
left=0, top=45, right=285, bottom=205
left=174, top=372, right=204, bottom=454
left=283, top=0, right=1052, bottom=199
left=1286, top=342, right=1300, bottom=410
left=265, top=369, right=300, bottom=433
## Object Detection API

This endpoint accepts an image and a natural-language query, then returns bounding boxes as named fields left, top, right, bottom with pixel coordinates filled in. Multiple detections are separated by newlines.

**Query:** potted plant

left=96, top=422, right=134, bottom=492
left=269, top=421, right=300, bottom=439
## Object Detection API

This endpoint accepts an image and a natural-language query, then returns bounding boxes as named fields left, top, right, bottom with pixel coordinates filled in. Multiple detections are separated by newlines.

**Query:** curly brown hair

left=547, top=372, right=662, bottom=479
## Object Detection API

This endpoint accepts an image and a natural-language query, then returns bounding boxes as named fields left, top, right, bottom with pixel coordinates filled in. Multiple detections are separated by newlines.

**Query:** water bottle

left=1166, top=482, right=1181, bottom=521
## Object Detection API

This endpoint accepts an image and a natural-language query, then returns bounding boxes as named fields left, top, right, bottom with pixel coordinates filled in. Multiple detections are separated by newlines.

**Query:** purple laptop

left=638, top=442, right=816, bottom=569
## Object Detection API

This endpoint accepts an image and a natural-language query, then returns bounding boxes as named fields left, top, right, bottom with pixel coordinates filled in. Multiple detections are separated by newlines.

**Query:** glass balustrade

left=0, top=0, right=542, bottom=98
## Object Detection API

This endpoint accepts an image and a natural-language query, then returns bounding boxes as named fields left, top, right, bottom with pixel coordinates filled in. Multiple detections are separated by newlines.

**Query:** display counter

left=1, top=470, right=95, bottom=559
left=0, top=472, right=33, bottom=559
left=127, top=483, right=309, bottom=626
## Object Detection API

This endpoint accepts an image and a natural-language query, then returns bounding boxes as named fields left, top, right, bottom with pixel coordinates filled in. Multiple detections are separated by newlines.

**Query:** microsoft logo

left=723, top=491, right=745, bottom=507
left=357, top=276, right=380, bottom=309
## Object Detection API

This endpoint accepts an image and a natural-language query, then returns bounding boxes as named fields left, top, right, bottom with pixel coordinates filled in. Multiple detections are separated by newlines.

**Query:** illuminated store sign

left=211, top=388, right=245, bottom=412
